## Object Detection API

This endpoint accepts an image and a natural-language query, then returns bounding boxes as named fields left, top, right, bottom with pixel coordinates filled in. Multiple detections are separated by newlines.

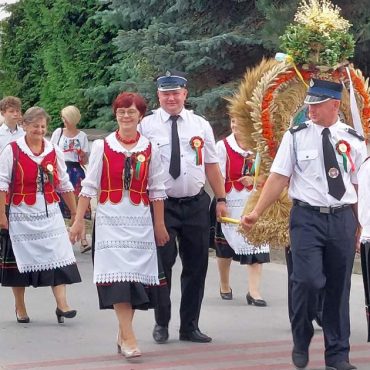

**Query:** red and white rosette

left=335, top=139, right=355, bottom=172
left=189, top=136, right=204, bottom=165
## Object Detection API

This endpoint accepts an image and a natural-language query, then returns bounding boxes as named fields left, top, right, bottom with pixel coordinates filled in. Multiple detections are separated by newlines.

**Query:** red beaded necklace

left=115, top=130, right=140, bottom=144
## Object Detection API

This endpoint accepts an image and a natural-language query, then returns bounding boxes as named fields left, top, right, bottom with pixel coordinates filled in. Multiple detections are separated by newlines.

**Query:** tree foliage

left=0, top=0, right=369, bottom=134
left=0, top=0, right=117, bottom=130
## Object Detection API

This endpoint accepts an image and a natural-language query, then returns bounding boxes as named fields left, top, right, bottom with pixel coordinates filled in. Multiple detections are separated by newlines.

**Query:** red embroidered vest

left=99, top=140, right=151, bottom=206
left=224, top=139, right=253, bottom=193
left=10, top=142, right=60, bottom=206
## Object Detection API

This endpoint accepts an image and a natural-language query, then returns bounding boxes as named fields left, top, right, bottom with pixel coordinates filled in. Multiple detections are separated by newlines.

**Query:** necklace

left=115, top=130, right=140, bottom=144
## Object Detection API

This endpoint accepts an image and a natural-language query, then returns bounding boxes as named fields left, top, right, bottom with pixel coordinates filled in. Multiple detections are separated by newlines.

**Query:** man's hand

left=241, top=210, right=259, bottom=232
left=216, top=201, right=228, bottom=220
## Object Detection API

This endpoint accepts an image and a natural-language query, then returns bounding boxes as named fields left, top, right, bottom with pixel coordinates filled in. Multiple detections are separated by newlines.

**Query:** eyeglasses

left=116, top=109, right=139, bottom=117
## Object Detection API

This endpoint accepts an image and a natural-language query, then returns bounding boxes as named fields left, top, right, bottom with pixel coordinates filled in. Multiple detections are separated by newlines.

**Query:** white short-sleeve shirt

left=270, top=119, right=367, bottom=207
left=140, top=107, right=218, bottom=197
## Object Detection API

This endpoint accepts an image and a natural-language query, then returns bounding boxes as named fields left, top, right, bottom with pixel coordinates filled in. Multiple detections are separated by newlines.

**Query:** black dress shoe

left=325, top=361, right=357, bottom=370
left=220, top=288, right=233, bottom=300
left=152, top=324, right=169, bottom=344
left=179, top=329, right=212, bottom=343
left=55, top=308, right=77, bottom=324
left=246, top=292, right=267, bottom=307
left=292, top=348, right=309, bottom=369
left=15, top=311, right=30, bottom=324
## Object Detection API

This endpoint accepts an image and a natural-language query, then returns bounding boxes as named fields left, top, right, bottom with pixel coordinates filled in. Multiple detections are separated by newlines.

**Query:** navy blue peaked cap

left=156, top=70, right=187, bottom=91
left=304, top=78, right=343, bottom=105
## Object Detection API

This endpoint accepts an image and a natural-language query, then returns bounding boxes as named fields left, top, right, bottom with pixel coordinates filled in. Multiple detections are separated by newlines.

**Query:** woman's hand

left=154, top=223, right=170, bottom=247
left=78, top=150, right=88, bottom=165
left=238, top=175, right=254, bottom=189
left=68, top=218, right=84, bottom=244
left=0, top=212, right=8, bottom=230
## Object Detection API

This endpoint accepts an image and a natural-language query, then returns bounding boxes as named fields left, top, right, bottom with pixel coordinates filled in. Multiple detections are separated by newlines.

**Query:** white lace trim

left=226, top=199, right=245, bottom=208
left=16, top=136, right=53, bottom=157
left=94, top=272, right=158, bottom=285
left=96, top=240, right=155, bottom=251
left=226, top=134, right=253, bottom=157
left=237, top=244, right=270, bottom=255
left=17, top=257, right=76, bottom=273
left=105, top=132, right=150, bottom=154
left=0, top=186, right=9, bottom=192
left=150, top=196, right=168, bottom=202
left=9, top=208, right=60, bottom=222
left=12, top=226, right=66, bottom=243
left=96, top=215, right=152, bottom=227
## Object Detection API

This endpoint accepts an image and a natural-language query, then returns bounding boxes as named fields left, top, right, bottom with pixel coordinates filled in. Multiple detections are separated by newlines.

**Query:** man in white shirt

left=140, top=70, right=227, bottom=344
left=241, top=79, right=367, bottom=370
left=0, top=96, right=24, bottom=152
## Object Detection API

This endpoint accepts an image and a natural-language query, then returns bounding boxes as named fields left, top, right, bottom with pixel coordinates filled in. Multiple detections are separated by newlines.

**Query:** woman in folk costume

left=0, top=107, right=81, bottom=324
left=69, top=92, right=170, bottom=359
left=215, top=117, right=269, bottom=305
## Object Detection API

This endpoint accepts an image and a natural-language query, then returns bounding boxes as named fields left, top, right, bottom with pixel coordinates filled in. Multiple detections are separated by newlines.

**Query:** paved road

left=1, top=247, right=369, bottom=370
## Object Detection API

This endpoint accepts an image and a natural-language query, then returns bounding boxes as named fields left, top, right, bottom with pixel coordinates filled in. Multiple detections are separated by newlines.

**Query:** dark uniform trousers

left=290, top=204, right=357, bottom=365
left=155, top=190, right=211, bottom=333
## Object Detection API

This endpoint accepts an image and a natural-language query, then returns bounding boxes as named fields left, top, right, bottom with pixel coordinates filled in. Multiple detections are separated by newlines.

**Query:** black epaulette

left=144, top=110, right=154, bottom=117
left=344, top=127, right=365, bottom=141
left=289, top=123, right=309, bottom=134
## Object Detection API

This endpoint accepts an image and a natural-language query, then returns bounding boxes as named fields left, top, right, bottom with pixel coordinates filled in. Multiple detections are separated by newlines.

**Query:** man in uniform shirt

left=140, top=70, right=227, bottom=344
left=0, top=96, right=24, bottom=152
left=241, top=79, right=367, bottom=370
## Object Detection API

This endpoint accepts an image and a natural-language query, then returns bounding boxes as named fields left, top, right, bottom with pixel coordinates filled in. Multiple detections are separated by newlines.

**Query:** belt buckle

left=319, top=206, right=330, bottom=214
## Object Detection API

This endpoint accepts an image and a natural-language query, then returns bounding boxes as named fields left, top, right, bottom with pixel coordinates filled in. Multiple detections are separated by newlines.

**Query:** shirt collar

left=159, top=107, right=186, bottom=123
left=1, top=122, right=20, bottom=133
left=313, top=118, right=341, bottom=135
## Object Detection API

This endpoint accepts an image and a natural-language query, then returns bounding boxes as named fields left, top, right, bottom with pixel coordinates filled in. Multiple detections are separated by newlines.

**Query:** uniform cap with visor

left=156, top=70, right=187, bottom=91
left=304, top=78, right=343, bottom=105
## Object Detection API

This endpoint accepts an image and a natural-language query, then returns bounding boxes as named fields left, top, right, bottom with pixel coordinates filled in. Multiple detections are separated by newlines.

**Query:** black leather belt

left=293, top=199, right=351, bottom=214
left=167, top=188, right=205, bottom=204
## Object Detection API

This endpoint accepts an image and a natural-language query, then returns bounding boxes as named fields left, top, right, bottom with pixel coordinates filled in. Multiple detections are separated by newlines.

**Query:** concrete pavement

left=0, top=247, right=369, bottom=370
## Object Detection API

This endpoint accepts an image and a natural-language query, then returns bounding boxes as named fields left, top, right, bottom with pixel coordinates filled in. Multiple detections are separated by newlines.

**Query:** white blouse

left=0, top=136, right=74, bottom=193
left=50, top=128, right=89, bottom=163
left=80, top=132, right=167, bottom=201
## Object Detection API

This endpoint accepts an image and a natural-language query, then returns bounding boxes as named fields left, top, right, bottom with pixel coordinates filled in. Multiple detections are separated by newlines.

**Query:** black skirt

left=92, top=226, right=170, bottom=311
left=0, top=228, right=81, bottom=287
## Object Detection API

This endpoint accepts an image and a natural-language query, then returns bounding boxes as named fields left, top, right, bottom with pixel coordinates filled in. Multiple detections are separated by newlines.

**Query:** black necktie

left=169, top=115, right=181, bottom=179
left=322, top=128, right=345, bottom=200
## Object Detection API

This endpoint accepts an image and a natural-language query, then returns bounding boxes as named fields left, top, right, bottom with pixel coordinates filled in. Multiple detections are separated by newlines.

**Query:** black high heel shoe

left=55, top=307, right=77, bottom=324
left=15, top=309, right=30, bottom=324
left=246, top=292, right=267, bottom=307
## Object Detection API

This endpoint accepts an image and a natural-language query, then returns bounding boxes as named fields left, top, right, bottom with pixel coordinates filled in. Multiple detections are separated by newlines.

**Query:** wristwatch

left=216, top=197, right=227, bottom=203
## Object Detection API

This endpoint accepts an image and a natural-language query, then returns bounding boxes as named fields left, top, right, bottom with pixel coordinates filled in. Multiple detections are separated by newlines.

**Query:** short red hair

left=112, top=92, right=147, bottom=116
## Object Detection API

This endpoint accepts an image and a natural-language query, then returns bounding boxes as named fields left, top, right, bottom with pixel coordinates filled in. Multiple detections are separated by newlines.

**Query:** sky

left=0, top=0, right=19, bottom=21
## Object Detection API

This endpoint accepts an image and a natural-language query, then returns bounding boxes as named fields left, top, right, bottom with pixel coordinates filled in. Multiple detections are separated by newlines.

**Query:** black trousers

left=154, top=191, right=211, bottom=333
left=290, top=205, right=356, bottom=366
